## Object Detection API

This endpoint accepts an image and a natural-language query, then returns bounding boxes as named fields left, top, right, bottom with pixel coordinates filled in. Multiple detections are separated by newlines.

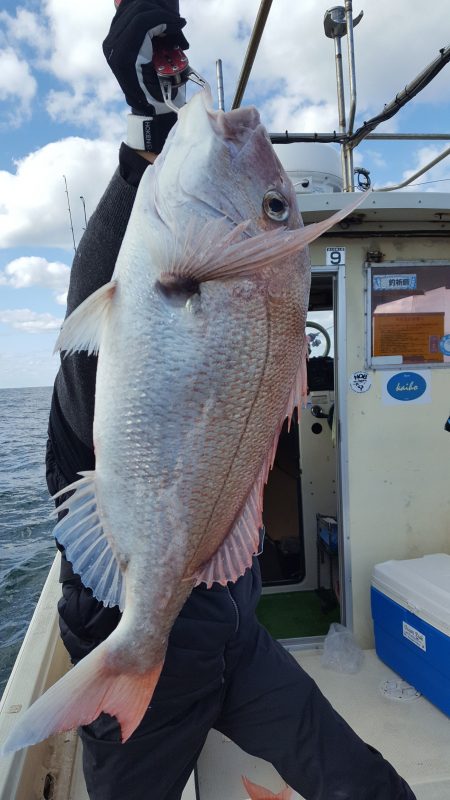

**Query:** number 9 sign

left=326, top=246, right=346, bottom=266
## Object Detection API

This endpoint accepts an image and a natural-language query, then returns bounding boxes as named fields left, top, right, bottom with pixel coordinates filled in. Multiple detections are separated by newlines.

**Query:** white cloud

left=40, top=0, right=122, bottom=132
left=0, top=308, right=63, bottom=333
left=183, top=0, right=450, bottom=129
left=0, top=8, right=50, bottom=58
left=0, top=256, right=70, bottom=305
left=0, top=47, right=37, bottom=122
left=0, top=136, right=119, bottom=249
left=400, top=145, right=450, bottom=192
left=372, top=145, right=450, bottom=192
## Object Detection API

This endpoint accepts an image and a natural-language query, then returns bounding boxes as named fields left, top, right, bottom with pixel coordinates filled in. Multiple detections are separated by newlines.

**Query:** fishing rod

left=231, top=0, right=273, bottom=110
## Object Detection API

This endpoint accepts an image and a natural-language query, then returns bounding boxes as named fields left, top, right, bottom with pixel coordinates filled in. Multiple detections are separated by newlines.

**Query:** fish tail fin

left=0, top=644, right=163, bottom=755
left=242, top=776, right=293, bottom=800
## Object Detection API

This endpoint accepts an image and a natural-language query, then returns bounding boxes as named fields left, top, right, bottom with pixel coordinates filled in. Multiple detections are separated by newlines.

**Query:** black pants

left=79, top=593, right=416, bottom=800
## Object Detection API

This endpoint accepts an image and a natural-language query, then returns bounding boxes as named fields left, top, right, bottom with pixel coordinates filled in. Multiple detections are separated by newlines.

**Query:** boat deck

left=197, top=648, right=450, bottom=799
left=58, top=648, right=450, bottom=799
left=1, top=558, right=449, bottom=799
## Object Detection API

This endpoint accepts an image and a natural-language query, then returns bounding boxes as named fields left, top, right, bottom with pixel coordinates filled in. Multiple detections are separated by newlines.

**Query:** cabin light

left=366, top=250, right=384, bottom=263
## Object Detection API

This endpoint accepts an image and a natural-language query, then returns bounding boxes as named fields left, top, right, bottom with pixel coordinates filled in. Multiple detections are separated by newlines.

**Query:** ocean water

left=0, top=386, right=56, bottom=695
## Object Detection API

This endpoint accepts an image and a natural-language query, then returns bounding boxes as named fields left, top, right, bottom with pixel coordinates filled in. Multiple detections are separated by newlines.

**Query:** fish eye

left=263, top=191, right=290, bottom=222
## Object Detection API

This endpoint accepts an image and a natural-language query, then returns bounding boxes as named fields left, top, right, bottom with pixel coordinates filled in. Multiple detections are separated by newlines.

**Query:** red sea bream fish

left=1, top=87, right=364, bottom=754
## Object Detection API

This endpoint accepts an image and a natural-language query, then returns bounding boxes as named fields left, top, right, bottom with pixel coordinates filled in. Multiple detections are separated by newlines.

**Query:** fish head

left=144, top=86, right=310, bottom=346
left=153, top=86, right=303, bottom=245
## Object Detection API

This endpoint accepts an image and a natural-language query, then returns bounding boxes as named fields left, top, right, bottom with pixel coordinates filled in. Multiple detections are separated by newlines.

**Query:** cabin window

left=366, top=261, right=450, bottom=367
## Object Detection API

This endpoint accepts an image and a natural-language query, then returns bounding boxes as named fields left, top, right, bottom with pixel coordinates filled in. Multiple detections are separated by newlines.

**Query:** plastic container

left=317, top=514, right=338, bottom=554
left=371, top=553, right=450, bottom=716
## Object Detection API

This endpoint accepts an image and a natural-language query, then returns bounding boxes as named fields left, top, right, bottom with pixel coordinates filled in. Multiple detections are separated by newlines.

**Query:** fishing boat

left=2, top=2, right=450, bottom=798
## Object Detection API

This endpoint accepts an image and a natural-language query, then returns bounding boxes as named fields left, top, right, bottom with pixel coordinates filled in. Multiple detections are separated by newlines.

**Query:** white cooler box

left=371, top=553, right=450, bottom=716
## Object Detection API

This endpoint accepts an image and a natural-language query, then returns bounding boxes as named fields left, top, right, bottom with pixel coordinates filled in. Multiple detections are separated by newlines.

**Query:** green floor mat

left=256, top=590, right=340, bottom=639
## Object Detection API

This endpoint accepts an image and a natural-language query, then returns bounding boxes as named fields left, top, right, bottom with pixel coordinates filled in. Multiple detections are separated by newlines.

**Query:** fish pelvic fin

left=52, top=471, right=125, bottom=611
left=54, top=279, right=117, bottom=356
left=0, top=644, right=164, bottom=754
left=161, top=192, right=367, bottom=285
left=242, top=776, right=293, bottom=800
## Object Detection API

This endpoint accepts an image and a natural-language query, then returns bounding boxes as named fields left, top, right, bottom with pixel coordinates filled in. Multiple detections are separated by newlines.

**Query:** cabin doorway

left=256, top=270, right=342, bottom=642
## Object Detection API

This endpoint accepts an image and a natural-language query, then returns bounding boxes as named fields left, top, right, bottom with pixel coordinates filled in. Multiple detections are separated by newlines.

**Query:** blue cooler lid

left=372, top=553, right=450, bottom=636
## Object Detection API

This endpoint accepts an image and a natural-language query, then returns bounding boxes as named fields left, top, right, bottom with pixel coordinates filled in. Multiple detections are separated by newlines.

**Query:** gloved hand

left=103, top=0, right=189, bottom=116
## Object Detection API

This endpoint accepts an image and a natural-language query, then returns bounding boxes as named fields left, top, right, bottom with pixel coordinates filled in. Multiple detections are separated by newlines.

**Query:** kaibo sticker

left=403, top=621, right=426, bottom=651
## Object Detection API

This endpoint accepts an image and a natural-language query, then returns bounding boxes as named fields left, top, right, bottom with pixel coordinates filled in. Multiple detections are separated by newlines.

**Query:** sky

left=0, top=0, right=450, bottom=388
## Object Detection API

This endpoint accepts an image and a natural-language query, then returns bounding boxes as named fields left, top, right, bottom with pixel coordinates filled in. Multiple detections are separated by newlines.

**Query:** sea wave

left=0, top=386, right=55, bottom=694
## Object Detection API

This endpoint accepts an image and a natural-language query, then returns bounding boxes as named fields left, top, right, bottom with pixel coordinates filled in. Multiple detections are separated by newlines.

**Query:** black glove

left=103, top=0, right=189, bottom=116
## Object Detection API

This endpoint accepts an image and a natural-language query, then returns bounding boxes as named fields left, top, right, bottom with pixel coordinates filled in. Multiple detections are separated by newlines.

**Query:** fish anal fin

left=194, top=474, right=265, bottom=589
left=53, top=471, right=125, bottom=611
left=242, top=776, right=293, bottom=800
left=0, top=644, right=163, bottom=754
left=54, top=279, right=117, bottom=356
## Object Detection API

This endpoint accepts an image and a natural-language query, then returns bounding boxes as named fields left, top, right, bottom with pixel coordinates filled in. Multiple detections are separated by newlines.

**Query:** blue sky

left=1, top=0, right=450, bottom=388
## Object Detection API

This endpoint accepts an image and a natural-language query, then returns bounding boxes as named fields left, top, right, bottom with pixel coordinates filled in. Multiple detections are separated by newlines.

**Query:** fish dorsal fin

left=54, top=280, right=117, bottom=356
left=53, top=472, right=125, bottom=611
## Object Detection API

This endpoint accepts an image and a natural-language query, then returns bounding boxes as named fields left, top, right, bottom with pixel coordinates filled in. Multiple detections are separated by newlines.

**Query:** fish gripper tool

left=152, top=39, right=206, bottom=113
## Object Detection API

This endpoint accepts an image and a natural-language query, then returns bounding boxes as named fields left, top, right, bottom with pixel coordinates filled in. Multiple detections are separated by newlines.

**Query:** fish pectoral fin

left=194, top=474, right=265, bottom=589
left=53, top=471, right=125, bottom=611
left=54, top=279, right=117, bottom=356
left=0, top=644, right=164, bottom=754
left=171, top=192, right=367, bottom=283
left=242, top=776, right=293, bottom=800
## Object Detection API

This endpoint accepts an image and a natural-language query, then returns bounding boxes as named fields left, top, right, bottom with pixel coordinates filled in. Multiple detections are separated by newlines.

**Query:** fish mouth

left=201, top=85, right=264, bottom=155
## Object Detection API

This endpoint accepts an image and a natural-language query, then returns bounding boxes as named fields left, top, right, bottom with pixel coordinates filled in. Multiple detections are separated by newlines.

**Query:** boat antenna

left=62, top=175, right=77, bottom=253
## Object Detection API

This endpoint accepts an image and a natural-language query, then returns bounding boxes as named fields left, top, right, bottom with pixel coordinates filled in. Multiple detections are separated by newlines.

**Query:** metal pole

left=343, top=0, right=359, bottom=191
left=63, top=175, right=76, bottom=253
left=269, top=132, right=450, bottom=144
left=231, top=0, right=273, bottom=109
left=333, top=35, right=349, bottom=190
left=216, top=59, right=225, bottom=111
left=365, top=133, right=450, bottom=140
left=80, top=196, right=88, bottom=230
left=345, top=0, right=358, bottom=135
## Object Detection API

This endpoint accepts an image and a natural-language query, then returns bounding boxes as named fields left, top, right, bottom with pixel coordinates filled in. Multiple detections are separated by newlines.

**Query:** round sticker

left=439, top=335, right=450, bottom=356
left=349, top=371, right=372, bottom=393
left=386, top=372, right=426, bottom=402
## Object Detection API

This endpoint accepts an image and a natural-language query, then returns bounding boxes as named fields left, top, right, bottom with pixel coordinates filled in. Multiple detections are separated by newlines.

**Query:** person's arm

left=45, top=0, right=189, bottom=660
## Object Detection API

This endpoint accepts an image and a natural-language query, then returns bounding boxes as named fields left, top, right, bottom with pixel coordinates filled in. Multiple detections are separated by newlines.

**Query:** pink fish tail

left=242, top=775, right=293, bottom=800
left=0, top=643, right=163, bottom=754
